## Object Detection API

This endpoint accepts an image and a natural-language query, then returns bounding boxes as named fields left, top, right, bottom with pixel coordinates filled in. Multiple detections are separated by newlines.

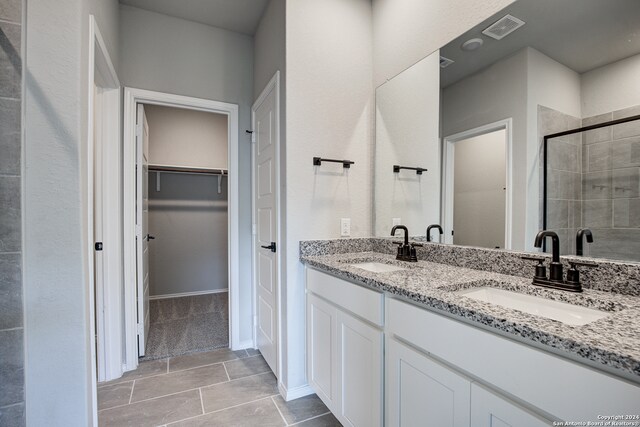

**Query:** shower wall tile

left=549, top=141, right=579, bottom=172
left=583, top=112, right=613, bottom=145
left=0, top=329, right=24, bottom=407
left=612, top=168, right=640, bottom=198
left=0, top=20, right=21, bottom=100
left=568, top=200, right=582, bottom=229
left=588, top=228, right=640, bottom=262
left=611, top=136, right=640, bottom=169
left=613, top=199, right=640, bottom=228
left=0, top=97, right=20, bottom=175
left=0, top=253, right=21, bottom=329
left=583, top=200, right=612, bottom=229
left=612, top=105, right=640, bottom=140
left=587, top=142, right=612, bottom=172
left=0, top=0, right=24, bottom=423
left=547, top=199, right=568, bottom=229
left=0, top=0, right=21, bottom=22
left=583, top=171, right=612, bottom=200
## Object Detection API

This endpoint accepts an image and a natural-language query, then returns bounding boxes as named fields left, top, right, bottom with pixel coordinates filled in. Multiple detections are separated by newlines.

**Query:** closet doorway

left=123, top=89, right=240, bottom=371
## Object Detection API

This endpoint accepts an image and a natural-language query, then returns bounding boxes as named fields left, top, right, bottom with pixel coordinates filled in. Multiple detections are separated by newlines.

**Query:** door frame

left=442, top=118, right=513, bottom=249
left=251, top=71, right=282, bottom=378
left=87, top=15, right=121, bottom=423
left=123, top=87, right=240, bottom=371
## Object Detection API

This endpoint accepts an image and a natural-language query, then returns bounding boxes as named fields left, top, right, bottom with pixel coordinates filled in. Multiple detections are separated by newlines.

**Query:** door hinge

left=137, top=323, right=144, bottom=335
left=136, top=224, right=142, bottom=236
left=136, top=125, right=142, bottom=138
left=252, top=224, right=257, bottom=235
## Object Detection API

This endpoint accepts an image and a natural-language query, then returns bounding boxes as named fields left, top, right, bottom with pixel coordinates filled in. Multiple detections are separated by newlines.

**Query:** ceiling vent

left=440, top=56, right=454, bottom=68
left=482, top=14, right=525, bottom=40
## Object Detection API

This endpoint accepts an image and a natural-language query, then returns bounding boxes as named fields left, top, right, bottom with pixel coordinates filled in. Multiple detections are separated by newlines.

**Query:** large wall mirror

left=373, top=0, right=640, bottom=262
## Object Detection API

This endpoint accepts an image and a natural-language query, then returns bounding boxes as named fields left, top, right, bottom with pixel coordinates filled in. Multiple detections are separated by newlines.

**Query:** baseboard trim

left=149, top=289, right=228, bottom=300
left=234, top=340, right=255, bottom=351
left=278, top=382, right=315, bottom=401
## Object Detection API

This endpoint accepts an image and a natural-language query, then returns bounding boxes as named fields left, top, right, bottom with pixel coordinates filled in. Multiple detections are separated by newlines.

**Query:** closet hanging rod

left=148, top=164, right=228, bottom=176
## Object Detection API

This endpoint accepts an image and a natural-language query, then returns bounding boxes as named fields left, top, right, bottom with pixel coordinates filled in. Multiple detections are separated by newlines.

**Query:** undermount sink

left=351, top=262, right=407, bottom=273
left=457, top=287, right=609, bottom=326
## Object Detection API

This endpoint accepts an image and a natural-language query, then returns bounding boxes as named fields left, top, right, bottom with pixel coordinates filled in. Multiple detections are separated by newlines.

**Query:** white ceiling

left=119, top=0, right=270, bottom=35
left=440, top=0, right=640, bottom=87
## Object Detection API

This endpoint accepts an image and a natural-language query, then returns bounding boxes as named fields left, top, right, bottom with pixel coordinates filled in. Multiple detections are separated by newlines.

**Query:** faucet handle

left=410, top=242, right=423, bottom=247
left=521, top=256, right=547, bottom=280
left=567, top=260, right=598, bottom=285
left=570, top=260, right=598, bottom=268
left=392, top=240, right=404, bottom=246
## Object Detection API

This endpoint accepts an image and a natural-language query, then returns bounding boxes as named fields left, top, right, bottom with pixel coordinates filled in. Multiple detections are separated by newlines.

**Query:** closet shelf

left=148, top=164, right=228, bottom=176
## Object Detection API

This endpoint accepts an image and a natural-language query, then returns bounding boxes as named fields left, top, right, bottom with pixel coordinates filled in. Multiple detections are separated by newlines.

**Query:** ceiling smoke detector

left=482, top=14, right=525, bottom=40
left=461, top=38, right=484, bottom=51
left=440, top=56, right=454, bottom=68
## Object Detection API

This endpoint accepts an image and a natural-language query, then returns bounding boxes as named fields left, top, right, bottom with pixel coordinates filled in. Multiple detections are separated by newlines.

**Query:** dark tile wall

left=582, top=106, right=640, bottom=262
left=0, top=0, right=24, bottom=425
left=538, top=105, right=582, bottom=255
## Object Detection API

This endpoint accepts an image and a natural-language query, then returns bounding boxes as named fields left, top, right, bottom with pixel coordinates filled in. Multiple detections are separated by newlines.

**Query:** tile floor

left=98, top=348, right=341, bottom=427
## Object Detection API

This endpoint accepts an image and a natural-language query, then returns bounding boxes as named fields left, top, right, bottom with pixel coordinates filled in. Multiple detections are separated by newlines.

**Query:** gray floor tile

left=169, top=398, right=285, bottom=427
left=273, top=394, right=330, bottom=424
left=224, top=355, right=271, bottom=380
left=0, top=402, right=25, bottom=427
left=131, top=363, right=228, bottom=402
left=246, top=348, right=261, bottom=356
left=169, top=348, right=245, bottom=372
left=293, top=412, right=342, bottom=426
left=201, top=372, right=278, bottom=413
left=97, top=381, right=133, bottom=410
left=100, top=359, right=167, bottom=386
left=98, top=389, right=202, bottom=427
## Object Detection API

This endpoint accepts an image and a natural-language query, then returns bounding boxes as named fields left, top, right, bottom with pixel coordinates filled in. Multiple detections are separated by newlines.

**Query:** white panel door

left=307, top=293, right=338, bottom=411
left=338, top=311, right=383, bottom=427
left=386, top=337, right=471, bottom=427
left=253, top=85, right=278, bottom=375
left=136, top=104, right=150, bottom=356
left=471, top=383, right=551, bottom=427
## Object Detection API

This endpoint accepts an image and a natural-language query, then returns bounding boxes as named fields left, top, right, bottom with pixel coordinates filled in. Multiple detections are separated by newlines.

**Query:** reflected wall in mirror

left=374, top=0, right=640, bottom=262
left=374, top=52, right=441, bottom=238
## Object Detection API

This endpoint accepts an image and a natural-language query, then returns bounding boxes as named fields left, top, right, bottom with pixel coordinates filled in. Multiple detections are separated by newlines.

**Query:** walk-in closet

left=142, top=104, right=230, bottom=360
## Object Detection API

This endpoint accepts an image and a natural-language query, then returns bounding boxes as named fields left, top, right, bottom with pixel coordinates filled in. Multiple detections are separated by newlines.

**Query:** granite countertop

left=301, top=251, right=640, bottom=381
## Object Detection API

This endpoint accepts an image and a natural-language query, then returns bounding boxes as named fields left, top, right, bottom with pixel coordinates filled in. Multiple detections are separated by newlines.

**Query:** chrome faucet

left=576, top=229, right=593, bottom=256
left=391, top=225, right=422, bottom=262
left=426, top=224, right=443, bottom=242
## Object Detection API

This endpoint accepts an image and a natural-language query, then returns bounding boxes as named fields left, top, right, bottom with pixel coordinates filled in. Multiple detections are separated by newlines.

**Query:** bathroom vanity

left=301, top=238, right=640, bottom=426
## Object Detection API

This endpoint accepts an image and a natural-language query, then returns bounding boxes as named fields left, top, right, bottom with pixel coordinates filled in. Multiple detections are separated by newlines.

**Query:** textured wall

left=0, top=0, right=24, bottom=425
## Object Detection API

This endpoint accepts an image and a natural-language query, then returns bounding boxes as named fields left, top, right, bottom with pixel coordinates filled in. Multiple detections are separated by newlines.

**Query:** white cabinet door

left=307, top=293, right=338, bottom=410
left=338, top=311, right=383, bottom=427
left=386, top=337, right=471, bottom=427
left=471, top=383, right=551, bottom=427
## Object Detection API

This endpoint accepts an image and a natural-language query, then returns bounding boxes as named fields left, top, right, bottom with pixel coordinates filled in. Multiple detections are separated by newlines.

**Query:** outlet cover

left=341, top=218, right=351, bottom=237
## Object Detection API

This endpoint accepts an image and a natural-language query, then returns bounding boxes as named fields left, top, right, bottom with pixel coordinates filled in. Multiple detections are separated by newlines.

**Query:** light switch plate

left=341, top=218, right=351, bottom=237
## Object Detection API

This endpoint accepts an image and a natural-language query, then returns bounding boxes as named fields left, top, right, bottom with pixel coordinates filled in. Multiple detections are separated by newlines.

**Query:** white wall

left=443, top=49, right=528, bottom=249
left=453, top=130, right=506, bottom=248
left=145, top=105, right=228, bottom=169
left=119, top=5, right=254, bottom=344
left=284, top=0, right=373, bottom=392
left=372, top=0, right=515, bottom=87
left=581, top=53, right=640, bottom=118
left=374, top=52, right=441, bottom=237
left=23, top=0, right=120, bottom=425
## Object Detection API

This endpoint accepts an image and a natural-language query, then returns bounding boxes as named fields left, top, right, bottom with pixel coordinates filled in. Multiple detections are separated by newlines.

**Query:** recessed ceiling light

left=461, top=38, right=483, bottom=52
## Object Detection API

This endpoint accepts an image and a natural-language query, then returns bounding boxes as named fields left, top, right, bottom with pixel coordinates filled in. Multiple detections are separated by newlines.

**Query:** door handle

left=261, top=242, right=276, bottom=253
left=146, top=234, right=156, bottom=241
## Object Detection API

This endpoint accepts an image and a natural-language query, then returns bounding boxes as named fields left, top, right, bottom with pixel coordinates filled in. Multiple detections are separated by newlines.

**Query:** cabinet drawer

left=307, top=267, right=384, bottom=326
left=387, top=297, right=640, bottom=422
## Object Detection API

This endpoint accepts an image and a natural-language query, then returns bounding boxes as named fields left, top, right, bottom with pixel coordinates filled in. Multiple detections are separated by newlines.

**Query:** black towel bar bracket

left=313, top=157, right=355, bottom=168
left=393, top=165, right=427, bottom=175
